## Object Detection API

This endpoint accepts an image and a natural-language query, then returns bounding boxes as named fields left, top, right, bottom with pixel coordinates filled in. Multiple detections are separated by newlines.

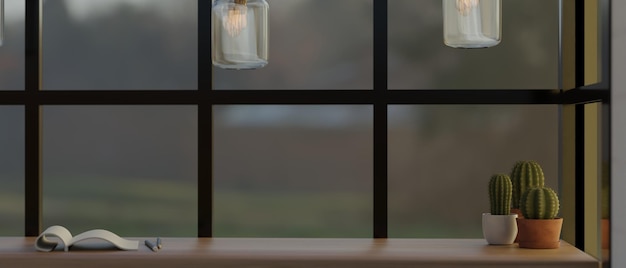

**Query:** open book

left=35, top=225, right=139, bottom=252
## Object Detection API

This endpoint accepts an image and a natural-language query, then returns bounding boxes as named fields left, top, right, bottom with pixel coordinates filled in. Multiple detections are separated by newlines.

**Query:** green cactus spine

left=520, top=187, right=560, bottom=219
left=489, top=174, right=512, bottom=215
left=510, top=160, right=545, bottom=209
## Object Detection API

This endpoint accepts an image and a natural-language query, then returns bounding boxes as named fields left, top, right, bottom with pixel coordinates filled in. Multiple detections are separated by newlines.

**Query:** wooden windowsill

left=0, top=237, right=599, bottom=268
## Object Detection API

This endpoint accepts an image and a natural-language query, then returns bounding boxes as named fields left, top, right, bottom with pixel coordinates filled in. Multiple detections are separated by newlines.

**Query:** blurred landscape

left=1, top=0, right=559, bottom=237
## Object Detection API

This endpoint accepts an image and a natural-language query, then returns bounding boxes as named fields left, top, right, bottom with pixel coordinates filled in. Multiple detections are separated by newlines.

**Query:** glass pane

left=214, top=0, right=373, bottom=90
left=591, top=0, right=610, bottom=88
left=389, top=0, right=559, bottom=89
left=43, top=106, right=197, bottom=236
left=214, top=105, right=372, bottom=237
left=42, top=0, right=197, bottom=90
left=389, top=105, right=559, bottom=237
left=0, top=0, right=25, bottom=91
left=601, top=104, right=610, bottom=263
left=0, top=106, right=24, bottom=235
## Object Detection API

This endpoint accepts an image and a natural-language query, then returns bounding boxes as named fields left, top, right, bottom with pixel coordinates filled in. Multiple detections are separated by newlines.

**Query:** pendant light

left=212, top=0, right=269, bottom=70
left=443, top=0, right=501, bottom=48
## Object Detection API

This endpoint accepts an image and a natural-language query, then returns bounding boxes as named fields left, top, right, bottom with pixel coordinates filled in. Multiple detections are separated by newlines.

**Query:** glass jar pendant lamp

left=443, top=0, right=501, bottom=48
left=212, top=0, right=269, bottom=70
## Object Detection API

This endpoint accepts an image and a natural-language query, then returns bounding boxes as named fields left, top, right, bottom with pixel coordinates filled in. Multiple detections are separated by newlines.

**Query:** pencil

left=145, top=239, right=158, bottom=252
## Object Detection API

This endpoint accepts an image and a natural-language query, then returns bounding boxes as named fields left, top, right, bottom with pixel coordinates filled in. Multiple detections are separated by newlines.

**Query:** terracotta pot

left=516, top=218, right=563, bottom=249
left=602, top=219, right=610, bottom=249
left=482, top=213, right=518, bottom=245
left=510, top=208, right=524, bottom=219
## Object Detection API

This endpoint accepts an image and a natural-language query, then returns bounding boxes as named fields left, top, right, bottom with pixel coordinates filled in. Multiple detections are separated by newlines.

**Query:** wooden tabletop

left=0, top=237, right=599, bottom=268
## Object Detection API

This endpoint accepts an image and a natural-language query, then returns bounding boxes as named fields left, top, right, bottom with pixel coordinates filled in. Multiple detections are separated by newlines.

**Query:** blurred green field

left=1, top=175, right=481, bottom=238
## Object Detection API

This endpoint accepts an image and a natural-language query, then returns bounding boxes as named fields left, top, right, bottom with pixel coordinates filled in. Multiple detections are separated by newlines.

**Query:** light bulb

left=456, top=0, right=479, bottom=16
left=223, top=3, right=247, bottom=37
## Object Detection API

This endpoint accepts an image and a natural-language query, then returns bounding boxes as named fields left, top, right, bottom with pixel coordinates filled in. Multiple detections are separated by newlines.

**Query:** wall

left=612, top=0, right=626, bottom=266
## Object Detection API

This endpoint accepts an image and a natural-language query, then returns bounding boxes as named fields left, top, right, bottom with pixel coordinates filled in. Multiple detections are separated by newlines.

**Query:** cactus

left=520, top=187, right=560, bottom=219
left=510, top=160, right=545, bottom=209
left=489, top=174, right=512, bottom=215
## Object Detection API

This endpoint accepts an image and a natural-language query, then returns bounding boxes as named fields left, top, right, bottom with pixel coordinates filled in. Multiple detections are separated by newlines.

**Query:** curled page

left=70, top=229, right=139, bottom=251
left=35, top=225, right=139, bottom=252
left=35, top=225, right=73, bottom=252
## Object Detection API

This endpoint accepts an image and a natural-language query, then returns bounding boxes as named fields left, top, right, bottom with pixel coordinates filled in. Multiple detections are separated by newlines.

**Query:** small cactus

left=511, top=161, right=545, bottom=209
left=520, top=187, right=560, bottom=219
left=489, top=174, right=512, bottom=215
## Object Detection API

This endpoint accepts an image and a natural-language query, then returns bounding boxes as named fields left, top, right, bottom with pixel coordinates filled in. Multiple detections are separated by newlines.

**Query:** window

left=388, top=105, right=559, bottom=238
left=0, top=0, right=25, bottom=91
left=0, top=106, right=24, bottom=235
left=388, top=0, right=559, bottom=89
left=42, top=0, right=197, bottom=90
left=213, top=105, right=373, bottom=237
left=42, top=106, right=197, bottom=236
left=214, top=0, right=373, bottom=90
left=0, top=0, right=610, bottom=261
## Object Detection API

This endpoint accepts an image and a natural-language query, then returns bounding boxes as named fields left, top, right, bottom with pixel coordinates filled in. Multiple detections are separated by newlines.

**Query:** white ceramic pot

left=482, top=213, right=518, bottom=245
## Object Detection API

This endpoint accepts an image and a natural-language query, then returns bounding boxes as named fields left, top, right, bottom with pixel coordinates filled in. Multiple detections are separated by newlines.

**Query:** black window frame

left=0, top=0, right=610, bottom=252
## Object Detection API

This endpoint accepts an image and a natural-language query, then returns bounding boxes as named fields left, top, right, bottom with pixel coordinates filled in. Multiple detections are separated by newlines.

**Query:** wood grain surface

left=0, top=238, right=599, bottom=268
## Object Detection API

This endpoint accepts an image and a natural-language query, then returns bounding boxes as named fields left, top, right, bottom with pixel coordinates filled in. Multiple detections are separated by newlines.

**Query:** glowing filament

left=456, top=0, right=479, bottom=15
left=223, top=5, right=248, bottom=37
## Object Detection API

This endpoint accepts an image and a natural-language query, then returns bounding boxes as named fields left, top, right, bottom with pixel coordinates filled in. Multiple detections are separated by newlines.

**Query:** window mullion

left=373, top=0, right=388, bottom=239
left=198, top=0, right=213, bottom=237
left=24, top=0, right=42, bottom=237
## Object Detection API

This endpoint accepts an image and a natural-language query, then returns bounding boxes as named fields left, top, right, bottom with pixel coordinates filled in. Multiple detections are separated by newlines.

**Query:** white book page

left=70, top=229, right=139, bottom=251
left=35, top=225, right=73, bottom=252
left=35, top=225, right=139, bottom=252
